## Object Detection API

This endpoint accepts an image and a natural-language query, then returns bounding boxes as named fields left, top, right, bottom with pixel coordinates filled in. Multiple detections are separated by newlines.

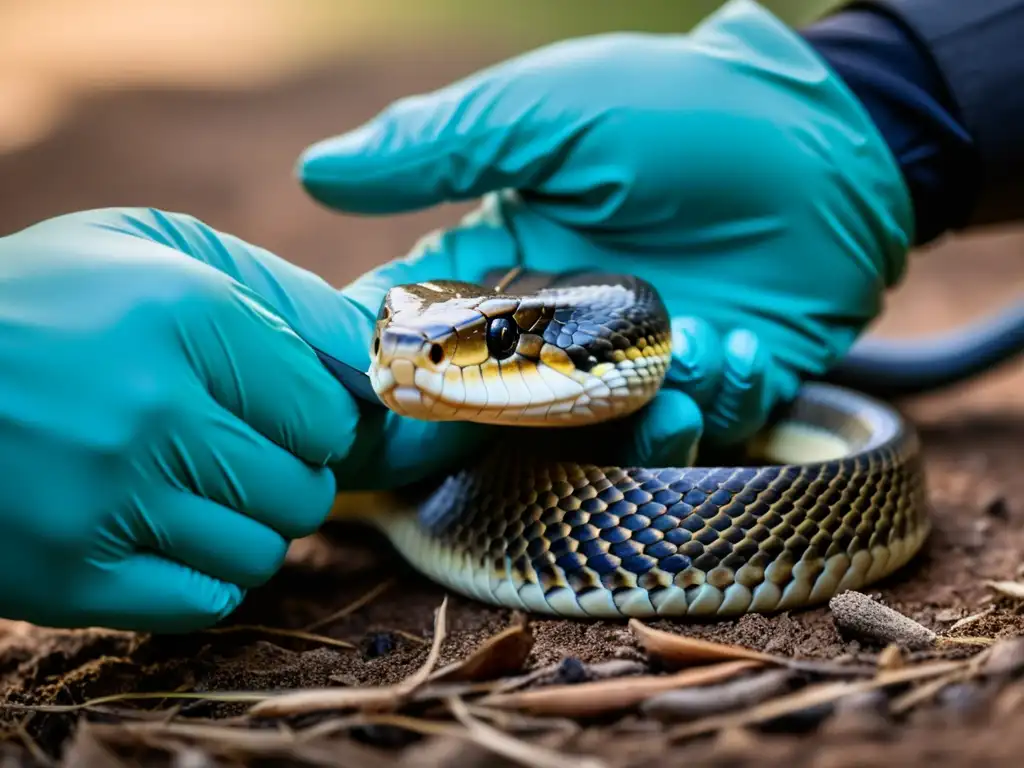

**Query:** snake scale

left=325, top=269, right=1024, bottom=619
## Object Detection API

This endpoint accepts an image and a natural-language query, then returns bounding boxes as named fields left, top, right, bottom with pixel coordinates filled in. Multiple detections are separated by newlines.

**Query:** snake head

left=367, top=278, right=672, bottom=427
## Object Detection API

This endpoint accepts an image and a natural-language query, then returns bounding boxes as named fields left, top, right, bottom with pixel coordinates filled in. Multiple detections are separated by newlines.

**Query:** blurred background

left=0, top=0, right=1020, bottom=413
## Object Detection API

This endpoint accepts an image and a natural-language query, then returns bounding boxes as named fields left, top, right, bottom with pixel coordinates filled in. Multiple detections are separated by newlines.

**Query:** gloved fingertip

left=624, top=389, right=704, bottom=466
left=297, top=126, right=382, bottom=212
left=195, top=580, right=246, bottom=627
left=666, top=316, right=724, bottom=407
left=705, top=328, right=770, bottom=446
left=723, top=328, right=761, bottom=379
left=82, top=555, right=247, bottom=634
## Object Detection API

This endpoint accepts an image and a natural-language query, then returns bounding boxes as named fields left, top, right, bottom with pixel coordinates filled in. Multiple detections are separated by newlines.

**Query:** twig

left=667, top=658, right=967, bottom=742
left=303, top=579, right=397, bottom=632
left=396, top=596, right=449, bottom=694
left=2, top=690, right=269, bottom=714
left=480, top=660, right=763, bottom=717
left=446, top=696, right=607, bottom=768
left=889, top=668, right=971, bottom=715
left=200, top=624, right=356, bottom=650
left=15, top=714, right=55, bottom=768
left=462, top=704, right=580, bottom=735
left=248, top=596, right=450, bottom=718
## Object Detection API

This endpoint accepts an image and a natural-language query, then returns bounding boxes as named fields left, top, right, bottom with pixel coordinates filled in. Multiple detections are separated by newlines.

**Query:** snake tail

left=825, top=299, right=1024, bottom=398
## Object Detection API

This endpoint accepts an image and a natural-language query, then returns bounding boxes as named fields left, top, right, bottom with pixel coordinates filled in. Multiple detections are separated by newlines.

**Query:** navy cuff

left=800, top=6, right=978, bottom=245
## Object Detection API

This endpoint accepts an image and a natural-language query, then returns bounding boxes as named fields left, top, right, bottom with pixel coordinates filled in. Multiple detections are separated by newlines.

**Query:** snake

left=324, top=269, right=1024, bottom=619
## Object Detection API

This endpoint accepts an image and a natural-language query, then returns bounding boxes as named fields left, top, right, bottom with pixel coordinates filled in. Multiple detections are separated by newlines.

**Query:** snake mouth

left=369, top=357, right=593, bottom=425
left=369, top=356, right=660, bottom=427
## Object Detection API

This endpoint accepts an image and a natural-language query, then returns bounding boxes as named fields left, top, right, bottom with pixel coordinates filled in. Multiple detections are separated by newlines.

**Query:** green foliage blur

left=393, top=0, right=844, bottom=44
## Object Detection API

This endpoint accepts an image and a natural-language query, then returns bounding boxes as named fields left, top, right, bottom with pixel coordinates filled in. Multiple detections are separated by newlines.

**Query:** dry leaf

left=480, top=659, right=762, bottom=718
left=985, top=580, right=1024, bottom=599
left=629, top=619, right=778, bottom=667
left=250, top=596, right=449, bottom=718
left=430, top=619, right=534, bottom=683
left=641, top=669, right=793, bottom=721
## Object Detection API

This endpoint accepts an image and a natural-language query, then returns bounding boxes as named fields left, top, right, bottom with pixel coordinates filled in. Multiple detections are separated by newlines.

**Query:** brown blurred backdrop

left=0, top=0, right=1020, bottom=414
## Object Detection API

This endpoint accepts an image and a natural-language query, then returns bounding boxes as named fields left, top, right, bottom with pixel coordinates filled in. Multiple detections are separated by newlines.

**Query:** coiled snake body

left=326, top=270, right=1024, bottom=619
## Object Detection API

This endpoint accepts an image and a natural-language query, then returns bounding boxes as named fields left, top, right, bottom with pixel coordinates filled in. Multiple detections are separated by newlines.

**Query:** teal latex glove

left=298, top=0, right=914, bottom=448
left=0, top=207, right=488, bottom=633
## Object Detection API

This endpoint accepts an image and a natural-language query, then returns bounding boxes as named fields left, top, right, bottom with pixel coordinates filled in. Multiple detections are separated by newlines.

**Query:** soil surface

left=0, top=46, right=1023, bottom=767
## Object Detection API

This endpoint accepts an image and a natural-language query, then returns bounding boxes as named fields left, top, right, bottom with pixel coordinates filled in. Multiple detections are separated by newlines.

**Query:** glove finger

left=74, top=553, right=243, bottom=634
left=132, top=489, right=289, bottom=589
left=92, top=208, right=361, bottom=460
left=166, top=403, right=337, bottom=539
left=151, top=198, right=522, bottom=380
left=617, top=388, right=704, bottom=467
left=298, top=65, right=587, bottom=214
left=703, top=328, right=770, bottom=446
left=665, top=315, right=726, bottom=409
left=182, top=276, right=360, bottom=468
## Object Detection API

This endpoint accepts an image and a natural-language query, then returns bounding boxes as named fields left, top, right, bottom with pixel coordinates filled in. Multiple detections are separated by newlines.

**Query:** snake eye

left=487, top=317, right=520, bottom=360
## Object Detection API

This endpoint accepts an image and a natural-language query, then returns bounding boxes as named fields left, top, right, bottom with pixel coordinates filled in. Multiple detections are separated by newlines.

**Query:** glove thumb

left=297, top=56, right=585, bottom=215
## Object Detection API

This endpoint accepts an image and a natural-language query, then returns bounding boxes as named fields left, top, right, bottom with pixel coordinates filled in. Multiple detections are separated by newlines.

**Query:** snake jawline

left=328, top=382, right=932, bottom=620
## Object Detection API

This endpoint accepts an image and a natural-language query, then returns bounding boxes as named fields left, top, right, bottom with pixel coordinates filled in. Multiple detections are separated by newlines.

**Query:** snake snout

left=367, top=324, right=460, bottom=419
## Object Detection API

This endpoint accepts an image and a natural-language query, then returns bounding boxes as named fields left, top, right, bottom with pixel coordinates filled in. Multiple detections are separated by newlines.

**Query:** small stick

left=302, top=579, right=396, bottom=632
left=200, top=624, right=356, bottom=650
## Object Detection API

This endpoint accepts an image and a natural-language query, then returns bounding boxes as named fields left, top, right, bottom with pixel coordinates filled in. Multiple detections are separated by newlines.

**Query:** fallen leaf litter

left=7, top=586, right=1024, bottom=766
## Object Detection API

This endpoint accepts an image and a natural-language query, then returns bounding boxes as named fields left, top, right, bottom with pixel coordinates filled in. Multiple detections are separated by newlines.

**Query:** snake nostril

left=429, top=344, right=445, bottom=365
left=372, top=336, right=381, bottom=357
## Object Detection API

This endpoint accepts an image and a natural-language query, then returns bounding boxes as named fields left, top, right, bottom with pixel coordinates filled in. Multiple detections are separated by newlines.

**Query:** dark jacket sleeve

left=801, top=0, right=1024, bottom=243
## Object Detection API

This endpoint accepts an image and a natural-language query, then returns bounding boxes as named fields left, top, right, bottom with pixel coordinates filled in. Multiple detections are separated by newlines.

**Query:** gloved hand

left=0, top=207, right=485, bottom=633
left=298, top=0, right=914, bottom=447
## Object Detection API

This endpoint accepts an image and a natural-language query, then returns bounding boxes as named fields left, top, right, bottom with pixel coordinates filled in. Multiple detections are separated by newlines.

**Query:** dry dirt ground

left=0, top=46, right=1023, bottom=767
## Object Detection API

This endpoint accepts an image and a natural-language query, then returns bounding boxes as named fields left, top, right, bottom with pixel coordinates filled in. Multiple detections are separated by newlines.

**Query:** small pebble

left=982, top=637, right=1024, bottom=678
left=983, top=492, right=1009, bottom=519
left=829, top=591, right=936, bottom=650
left=554, top=656, right=589, bottom=685
left=362, top=632, right=396, bottom=659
